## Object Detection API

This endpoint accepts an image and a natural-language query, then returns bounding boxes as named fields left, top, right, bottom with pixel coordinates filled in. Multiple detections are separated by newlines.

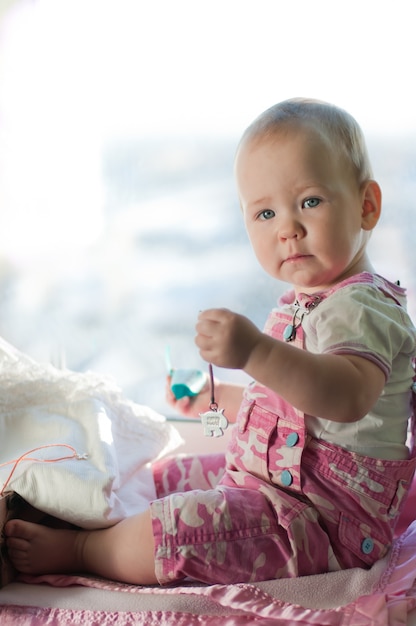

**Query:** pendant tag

left=200, top=408, right=229, bottom=437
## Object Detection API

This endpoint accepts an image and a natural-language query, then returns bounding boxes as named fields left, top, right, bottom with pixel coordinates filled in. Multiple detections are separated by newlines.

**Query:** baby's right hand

left=165, top=374, right=211, bottom=418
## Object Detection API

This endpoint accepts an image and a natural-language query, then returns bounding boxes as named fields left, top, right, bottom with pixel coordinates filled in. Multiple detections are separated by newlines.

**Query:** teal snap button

left=286, top=432, right=299, bottom=447
left=283, top=324, right=295, bottom=341
left=281, top=470, right=293, bottom=486
left=361, top=537, right=374, bottom=555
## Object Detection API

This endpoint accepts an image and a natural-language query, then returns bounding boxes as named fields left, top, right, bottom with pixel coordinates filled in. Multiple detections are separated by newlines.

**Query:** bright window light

left=0, top=0, right=415, bottom=414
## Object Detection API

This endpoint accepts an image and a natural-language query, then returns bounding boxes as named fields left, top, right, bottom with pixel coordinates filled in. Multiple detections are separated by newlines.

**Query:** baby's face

left=235, top=127, right=373, bottom=295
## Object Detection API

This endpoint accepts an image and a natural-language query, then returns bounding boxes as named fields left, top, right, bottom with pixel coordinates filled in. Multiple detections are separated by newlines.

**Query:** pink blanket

left=1, top=520, right=416, bottom=625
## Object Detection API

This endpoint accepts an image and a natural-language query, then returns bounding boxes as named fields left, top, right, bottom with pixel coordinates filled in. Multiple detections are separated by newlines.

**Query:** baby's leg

left=5, top=509, right=158, bottom=585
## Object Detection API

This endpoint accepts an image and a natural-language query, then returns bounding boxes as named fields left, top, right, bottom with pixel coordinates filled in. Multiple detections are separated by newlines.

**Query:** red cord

left=0, top=444, right=87, bottom=496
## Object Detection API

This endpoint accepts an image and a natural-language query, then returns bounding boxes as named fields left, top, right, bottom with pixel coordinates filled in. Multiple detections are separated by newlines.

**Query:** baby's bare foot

left=5, top=519, right=87, bottom=575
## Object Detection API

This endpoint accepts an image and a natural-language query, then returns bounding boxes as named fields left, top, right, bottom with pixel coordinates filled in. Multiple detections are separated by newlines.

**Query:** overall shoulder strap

left=406, top=357, right=416, bottom=458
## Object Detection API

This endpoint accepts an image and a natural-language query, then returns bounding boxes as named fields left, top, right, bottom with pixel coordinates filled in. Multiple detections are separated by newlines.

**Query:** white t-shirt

left=281, top=274, right=416, bottom=460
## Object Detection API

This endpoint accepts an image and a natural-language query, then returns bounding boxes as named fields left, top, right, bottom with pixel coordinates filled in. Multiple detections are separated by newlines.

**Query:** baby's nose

left=278, top=216, right=304, bottom=240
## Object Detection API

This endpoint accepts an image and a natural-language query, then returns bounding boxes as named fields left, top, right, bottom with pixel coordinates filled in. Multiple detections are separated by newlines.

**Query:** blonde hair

left=240, top=98, right=373, bottom=184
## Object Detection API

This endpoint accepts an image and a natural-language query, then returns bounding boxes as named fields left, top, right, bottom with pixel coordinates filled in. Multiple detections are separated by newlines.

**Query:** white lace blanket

left=0, top=336, right=181, bottom=528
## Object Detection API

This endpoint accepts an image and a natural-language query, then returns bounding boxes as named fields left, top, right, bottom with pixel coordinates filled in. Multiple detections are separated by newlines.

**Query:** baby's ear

left=361, top=180, right=382, bottom=231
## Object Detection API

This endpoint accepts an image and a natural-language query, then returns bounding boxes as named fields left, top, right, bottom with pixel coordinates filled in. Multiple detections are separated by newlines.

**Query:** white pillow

left=0, top=336, right=181, bottom=529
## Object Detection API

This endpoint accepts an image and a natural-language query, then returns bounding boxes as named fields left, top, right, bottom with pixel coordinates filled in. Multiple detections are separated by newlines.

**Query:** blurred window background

left=0, top=0, right=415, bottom=415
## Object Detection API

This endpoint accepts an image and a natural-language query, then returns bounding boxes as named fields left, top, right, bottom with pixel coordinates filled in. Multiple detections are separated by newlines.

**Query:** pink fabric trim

left=322, top=346, right=390, bottom=378
left=2, top=523, right=416, bottom=625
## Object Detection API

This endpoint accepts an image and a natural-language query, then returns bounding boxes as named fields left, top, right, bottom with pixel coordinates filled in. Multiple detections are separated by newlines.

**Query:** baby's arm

left=196, top=308, right=385, bottom=424
left=165, top=375, right=243, bottom=423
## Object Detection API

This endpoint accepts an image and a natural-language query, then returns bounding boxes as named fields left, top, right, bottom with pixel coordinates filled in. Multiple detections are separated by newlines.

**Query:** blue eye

left=303, top=197, right=320, bottom=208
left=258, top=209, right=275, bottom=220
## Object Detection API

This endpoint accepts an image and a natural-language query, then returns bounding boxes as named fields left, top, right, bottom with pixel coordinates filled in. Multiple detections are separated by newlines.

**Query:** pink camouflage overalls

left=151, top=277, right=416, bottom=585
